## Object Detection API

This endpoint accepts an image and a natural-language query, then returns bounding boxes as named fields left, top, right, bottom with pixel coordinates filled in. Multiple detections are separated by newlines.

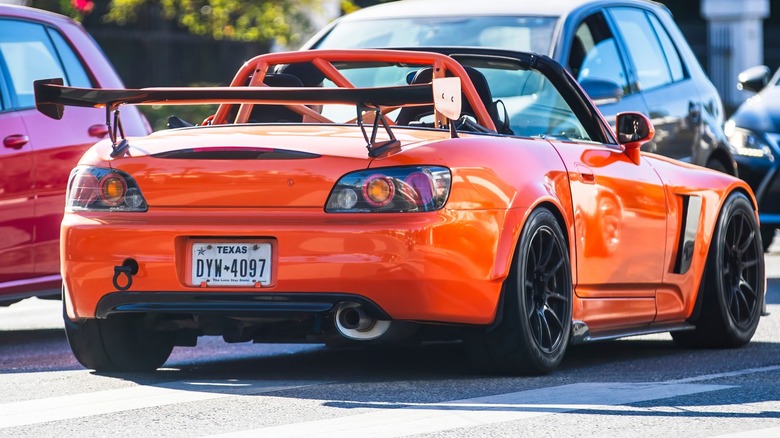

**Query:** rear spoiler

left=34, top=77, right=462, bottom=158
left=33, top=78, right=435, bottom=120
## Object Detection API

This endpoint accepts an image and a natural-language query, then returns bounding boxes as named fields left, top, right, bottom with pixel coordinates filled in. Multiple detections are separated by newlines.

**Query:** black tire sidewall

left=496, top=208, right=572, bottom=374
left=64, top=302, right=173, bottom=372
left=709, top=194, right=765, bottom=345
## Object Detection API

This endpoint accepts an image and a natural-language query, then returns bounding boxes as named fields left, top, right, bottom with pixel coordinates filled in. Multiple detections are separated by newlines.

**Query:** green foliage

left=104, top=0, right=319, bottom=45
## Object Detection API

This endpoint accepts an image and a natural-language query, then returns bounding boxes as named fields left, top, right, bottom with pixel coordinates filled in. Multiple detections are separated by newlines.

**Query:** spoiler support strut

left=356, top=104, right=400, bottom=158
left=106, top=106, right=129, bottom=158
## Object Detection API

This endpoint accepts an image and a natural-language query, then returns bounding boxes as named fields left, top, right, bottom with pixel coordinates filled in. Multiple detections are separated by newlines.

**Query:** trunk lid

left=110, top=124, right=438, bottom=208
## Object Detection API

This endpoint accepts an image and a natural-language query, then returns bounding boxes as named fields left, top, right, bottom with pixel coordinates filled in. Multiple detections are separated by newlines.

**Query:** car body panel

left=0, top=111, right=35, bottom=285
left=0, top=4, right=150, bottom=302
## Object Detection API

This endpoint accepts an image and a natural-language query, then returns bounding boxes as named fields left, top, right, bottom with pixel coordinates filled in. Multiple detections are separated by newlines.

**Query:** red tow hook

left=112, top=259, right=139, bottom=291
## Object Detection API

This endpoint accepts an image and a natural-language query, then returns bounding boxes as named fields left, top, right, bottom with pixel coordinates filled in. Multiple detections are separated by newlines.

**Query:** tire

left=467, top=207, right=572, bottom=375
left=672, top=193, right=764, bottom=348
left=64, top=308, right=174, bottom=372
left=760, top=226, right=775, bottom=253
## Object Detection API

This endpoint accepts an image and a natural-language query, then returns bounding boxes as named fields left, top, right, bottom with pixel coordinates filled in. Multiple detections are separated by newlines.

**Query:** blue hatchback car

left=726, top=66, right=780, bottom=250
left=304, top=0, right=741, bottom=176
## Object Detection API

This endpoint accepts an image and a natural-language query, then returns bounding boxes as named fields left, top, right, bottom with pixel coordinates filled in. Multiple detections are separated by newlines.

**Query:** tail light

left=326, top=166, right=451, bottom=213
left=66, top=166, right=147, bottom=212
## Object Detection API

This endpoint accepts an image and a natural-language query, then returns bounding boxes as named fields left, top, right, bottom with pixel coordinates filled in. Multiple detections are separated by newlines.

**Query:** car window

left=647, top=12, right=686, bottom=82
left=609, top=8, right=673, bottom=91
left=471, top=64, right=590, bottom=141
left=0, top=19, right=90, bottom=109
left=568, top=13, right=629, bottom=94
left=0, top=76, right=6, bottom=111
left=314, top=16, right=558, bottom=54
left=47, top=27, right=93, bottom=88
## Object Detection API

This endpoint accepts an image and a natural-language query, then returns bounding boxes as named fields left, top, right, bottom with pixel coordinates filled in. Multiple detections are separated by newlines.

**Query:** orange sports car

left=35, top=48, right=765, bottom=374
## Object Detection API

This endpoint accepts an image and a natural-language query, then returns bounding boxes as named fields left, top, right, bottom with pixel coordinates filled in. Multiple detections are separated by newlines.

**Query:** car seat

left=247, top=73, right=306, bottom=123
left=396, top=66, right=511, bottom=134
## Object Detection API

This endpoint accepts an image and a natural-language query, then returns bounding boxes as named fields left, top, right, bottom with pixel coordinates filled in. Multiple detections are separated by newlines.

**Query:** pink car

left=0, top=4, right=149, bottom=305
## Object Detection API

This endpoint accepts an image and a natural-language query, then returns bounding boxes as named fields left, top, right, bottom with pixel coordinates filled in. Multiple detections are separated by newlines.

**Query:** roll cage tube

left=212, top=49, right=497, bottom=131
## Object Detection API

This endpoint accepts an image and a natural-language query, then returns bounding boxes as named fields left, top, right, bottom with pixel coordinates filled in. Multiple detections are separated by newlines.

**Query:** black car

left=726, top=65, right=780, bottom=250
left=304, top=0, right=738, bottom=174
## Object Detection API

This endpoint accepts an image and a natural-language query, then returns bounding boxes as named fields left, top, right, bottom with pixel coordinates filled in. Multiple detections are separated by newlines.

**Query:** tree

left=31, top=0, right=332, bottom=46
left=104, top=0, right=320, bottom=46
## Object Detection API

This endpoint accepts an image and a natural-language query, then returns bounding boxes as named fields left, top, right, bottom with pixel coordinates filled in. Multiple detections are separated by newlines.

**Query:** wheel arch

left=687, top=187, right=761, bottom=322
left=492, top=198, right=573, bottom=282
left=488, top=198, right=574, bottom=329
left=706, top=146, right=738, bottom=177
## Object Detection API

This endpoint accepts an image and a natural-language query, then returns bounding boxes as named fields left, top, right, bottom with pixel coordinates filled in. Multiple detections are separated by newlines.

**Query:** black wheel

left=467, top=208, right=572, bottom=375
left=760, top=226, right=775, bottom=252
left=672, top=193, right=764, bottom=348
left=64, top=308, right=174, bottom=372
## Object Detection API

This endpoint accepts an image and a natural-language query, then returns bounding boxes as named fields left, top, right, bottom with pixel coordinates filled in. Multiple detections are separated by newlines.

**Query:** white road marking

left=210, top=381, right=734, bottom=438
left=0, top=379, right=325, bottom=429
left=713, top=426, right=780, bottom=438
left=1, top=365, right=776, bottom=435
left=663, top=365, right=780, bottom=384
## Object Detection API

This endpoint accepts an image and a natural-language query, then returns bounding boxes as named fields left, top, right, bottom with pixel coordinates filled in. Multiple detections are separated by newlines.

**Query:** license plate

left=190, top=241, right=272, bottom=287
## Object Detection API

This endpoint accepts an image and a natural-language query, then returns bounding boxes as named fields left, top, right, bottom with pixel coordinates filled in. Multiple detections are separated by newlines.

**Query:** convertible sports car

left=35, top=48, right=765, bottom=374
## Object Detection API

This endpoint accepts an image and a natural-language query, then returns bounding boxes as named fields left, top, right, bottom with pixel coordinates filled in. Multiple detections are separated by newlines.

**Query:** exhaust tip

left=334, top=302, right=390, bottom=341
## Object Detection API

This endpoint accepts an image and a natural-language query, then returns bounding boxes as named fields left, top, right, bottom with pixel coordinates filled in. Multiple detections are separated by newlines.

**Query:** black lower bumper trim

left=95, top=292, right=391, bottom=320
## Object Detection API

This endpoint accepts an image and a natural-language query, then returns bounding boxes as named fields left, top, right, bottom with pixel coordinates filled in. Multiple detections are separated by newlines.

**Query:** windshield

left=314, top=16, right=559, bottom=55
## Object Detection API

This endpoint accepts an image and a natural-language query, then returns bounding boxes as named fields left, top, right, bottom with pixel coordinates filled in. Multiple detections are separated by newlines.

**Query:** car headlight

left=326, top=166, right=451, bottom=213
left=725, top=122, right=774, bottom=159
left=66, top=166, right=148, bottom=212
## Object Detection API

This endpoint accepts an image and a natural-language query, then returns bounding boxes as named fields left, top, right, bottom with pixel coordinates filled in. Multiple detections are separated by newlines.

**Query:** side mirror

left=616, top=112, right=654, bottom=164
left=580, top=78, right=624, bottom=105
left=737, top=65, right=771, bottom=93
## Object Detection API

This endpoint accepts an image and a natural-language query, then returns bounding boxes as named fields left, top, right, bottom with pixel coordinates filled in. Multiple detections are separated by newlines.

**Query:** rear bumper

left=62, top=207, right=511, bottom=325
left=95, top=291, right=389, bottom=319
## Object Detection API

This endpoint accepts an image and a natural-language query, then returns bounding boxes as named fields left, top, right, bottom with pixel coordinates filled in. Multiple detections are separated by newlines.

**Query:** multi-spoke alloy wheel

left=524, top=224, right=569, bottom=355
left=672, top=193, right=764, bottom=348
left=467, top=207, right=572, bottom=375
left=722, top=208, right=761, bottom=329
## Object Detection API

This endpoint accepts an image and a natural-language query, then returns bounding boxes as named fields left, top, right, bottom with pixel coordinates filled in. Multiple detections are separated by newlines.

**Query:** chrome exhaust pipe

left=334, top=302, right=390, bottom=341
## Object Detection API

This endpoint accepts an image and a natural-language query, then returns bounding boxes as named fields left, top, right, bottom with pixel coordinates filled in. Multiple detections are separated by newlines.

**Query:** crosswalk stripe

left=0, top=378, right=325, bottom=429
left=209, top=381, right=733, bottom=438
left=713, top=426, right=780, bottom=437
left=3, top=364, right=777, bottom=434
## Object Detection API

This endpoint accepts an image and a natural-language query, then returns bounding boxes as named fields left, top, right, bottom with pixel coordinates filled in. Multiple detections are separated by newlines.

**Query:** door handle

left=3, top=134, right=29, bottom=149
left=575, top=163, right=595, bottom=184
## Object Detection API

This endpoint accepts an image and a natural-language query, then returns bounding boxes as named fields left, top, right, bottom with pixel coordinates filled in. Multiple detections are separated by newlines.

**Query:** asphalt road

left=1, top=246, right=779, bottom=436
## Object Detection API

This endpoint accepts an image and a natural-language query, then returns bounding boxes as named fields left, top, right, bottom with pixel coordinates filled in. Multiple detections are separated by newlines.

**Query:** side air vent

left=673, top=195, right=702, bottom=274
left=152, top=147, right=320, bottom=160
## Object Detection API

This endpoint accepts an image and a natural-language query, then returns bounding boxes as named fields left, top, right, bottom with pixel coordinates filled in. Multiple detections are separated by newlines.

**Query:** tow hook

left=112, top=258, right=139, bottom=291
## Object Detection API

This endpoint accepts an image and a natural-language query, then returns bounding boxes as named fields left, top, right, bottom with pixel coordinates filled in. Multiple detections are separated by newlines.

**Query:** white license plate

left=191, top=242, right=272, bottom=287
